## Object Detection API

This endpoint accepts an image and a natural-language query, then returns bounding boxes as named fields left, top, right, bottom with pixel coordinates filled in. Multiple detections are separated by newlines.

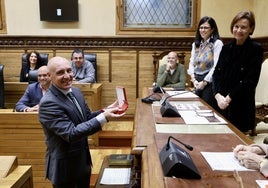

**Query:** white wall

left=3, top=0, right=268, bottom=37
left=5, top=0, right=116, bottom=36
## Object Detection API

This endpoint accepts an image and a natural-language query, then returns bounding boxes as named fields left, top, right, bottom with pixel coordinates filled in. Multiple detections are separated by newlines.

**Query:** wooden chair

left=152, top=51, right=185, bottom=83
left=84, top=53, right=97, bottom=82
left=252, top=57, right=268, bottom=136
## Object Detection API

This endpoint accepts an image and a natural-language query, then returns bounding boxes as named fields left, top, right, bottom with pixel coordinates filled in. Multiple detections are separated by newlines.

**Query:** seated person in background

left=156, top=51, right=186, bottom=89
left=233, top=144, right=268, bottom=177
left=15, top=66, right=51, bottom=112
left=70, top=49, right=96, bottom=83
left=20, top=50, right=43, bottom=82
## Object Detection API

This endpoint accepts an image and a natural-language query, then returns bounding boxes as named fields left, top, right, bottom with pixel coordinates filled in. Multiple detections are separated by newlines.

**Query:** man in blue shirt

left=70, top=49, right=96, bottom=83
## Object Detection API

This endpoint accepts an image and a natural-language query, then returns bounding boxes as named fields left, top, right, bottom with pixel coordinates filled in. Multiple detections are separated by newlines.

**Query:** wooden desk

left=0, top=165, right=33, bottom=188
left=95, top=155, right=141, bottom=188
left=133, top=88, right=260, bottom=188
left=4, top=82, right=102, bottom=111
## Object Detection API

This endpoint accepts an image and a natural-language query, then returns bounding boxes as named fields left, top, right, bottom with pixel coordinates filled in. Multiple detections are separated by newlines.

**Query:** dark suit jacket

left=212, top=37, right=263, bottom=132
left=15, top=82, right=43, bottom=112
left=39, top=84, right=102, bottom=185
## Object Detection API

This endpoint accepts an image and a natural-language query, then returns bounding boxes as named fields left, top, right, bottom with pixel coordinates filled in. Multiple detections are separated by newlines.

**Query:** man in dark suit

left=39, top=56, right=125, bottom=188
left=15, top=65, right=51, bottom=112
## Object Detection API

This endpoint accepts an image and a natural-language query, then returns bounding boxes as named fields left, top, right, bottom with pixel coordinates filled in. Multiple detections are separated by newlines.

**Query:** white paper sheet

left=100, top=168, right=131, bottom=185
left=166, top=90, right=199, bottom=99
left=201, top=152, right=255, bottom=171
left=179, top=110, right=227, bottom=125
left=256, top=180, right=268, bottom=188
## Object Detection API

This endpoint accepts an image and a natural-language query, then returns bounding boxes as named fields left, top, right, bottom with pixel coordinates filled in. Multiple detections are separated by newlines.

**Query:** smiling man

left=39, top=56, right=124, bottom=188
left=156, top=51, right=186, bottom=89
left=15, top=65, right=51, bottom=112
left=70, top=49, right=95, bottom=83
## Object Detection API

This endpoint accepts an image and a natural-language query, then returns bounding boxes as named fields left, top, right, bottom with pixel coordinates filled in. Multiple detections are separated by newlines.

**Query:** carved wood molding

left=0, top=36, right=267, bottom=52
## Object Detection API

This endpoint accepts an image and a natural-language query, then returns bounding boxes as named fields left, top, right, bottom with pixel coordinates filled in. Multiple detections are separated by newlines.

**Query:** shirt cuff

left=96, top=113, right=108, bottom=124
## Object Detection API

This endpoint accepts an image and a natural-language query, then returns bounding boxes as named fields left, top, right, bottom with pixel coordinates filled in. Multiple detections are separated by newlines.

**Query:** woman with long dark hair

left=188, top=16, right=223, bottom=108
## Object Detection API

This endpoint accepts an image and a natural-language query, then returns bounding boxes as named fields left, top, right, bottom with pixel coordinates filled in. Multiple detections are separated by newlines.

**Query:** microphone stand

left=166, top=136, right=193, bottom=151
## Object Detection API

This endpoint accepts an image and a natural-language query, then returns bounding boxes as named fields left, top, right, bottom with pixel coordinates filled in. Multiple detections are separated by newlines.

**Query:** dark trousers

left=52, top=152, right=91, bottom=188
left=52, top=168, right=90, bottom=188
left=194, top=73, right=217, bottom=109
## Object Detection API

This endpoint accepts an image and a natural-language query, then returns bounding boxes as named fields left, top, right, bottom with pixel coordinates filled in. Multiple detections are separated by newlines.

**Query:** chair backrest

left=22, top=53, right=49, bottom=68
left=28, top=70, right=38, bottom=84
left=84, top=53, right=97, bottom=82
left=255, top=58, right=268, bottom=104
left=0, top=65, right=5, bottom=108
left=152, top=51, right=185, bottom=82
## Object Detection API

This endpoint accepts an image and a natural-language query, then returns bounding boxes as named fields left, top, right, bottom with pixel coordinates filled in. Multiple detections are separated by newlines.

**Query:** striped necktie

left=67, top=92, right=84, bottom=118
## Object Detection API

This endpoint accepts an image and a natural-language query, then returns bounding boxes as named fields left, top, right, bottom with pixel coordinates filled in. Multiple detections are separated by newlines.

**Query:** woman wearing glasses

left=212, top=11, right=263, bottom=133
left=187, top=16, right=223, bottom=108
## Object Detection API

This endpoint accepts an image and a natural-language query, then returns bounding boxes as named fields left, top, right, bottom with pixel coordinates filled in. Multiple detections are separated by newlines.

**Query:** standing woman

left=20, top=51, right=43, bottom=82
left=188, top=16, right=223, bottom=108
left=212, top=11, right=264, bottom=133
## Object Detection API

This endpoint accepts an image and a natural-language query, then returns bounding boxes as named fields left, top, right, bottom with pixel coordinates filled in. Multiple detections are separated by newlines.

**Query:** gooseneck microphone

left=159, top=135, right=201, bottom=179
left=160, top=91, right=189, bottom=106
left=166, top=136, right=193, bottom=151
left=160, top=91, right=189, bottom=117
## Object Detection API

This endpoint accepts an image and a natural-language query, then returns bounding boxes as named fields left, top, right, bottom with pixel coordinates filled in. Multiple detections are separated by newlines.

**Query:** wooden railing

left=4, top=82, right=102, bottom=111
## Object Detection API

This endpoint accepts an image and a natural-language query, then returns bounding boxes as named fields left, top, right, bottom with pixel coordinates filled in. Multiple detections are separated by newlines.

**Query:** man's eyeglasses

left=199, top=26, right=211, bottom=30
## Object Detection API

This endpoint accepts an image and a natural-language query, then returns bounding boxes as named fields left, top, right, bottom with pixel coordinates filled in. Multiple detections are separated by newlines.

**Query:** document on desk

left=166, top=91, right=199, bottom=99
left=256, top=180, right=268, bottom=188
left=179, top=110, right=227, bottom=124
left=201, top=152, right=255, bottom=171
left=100, top=168, right=131, bottom=185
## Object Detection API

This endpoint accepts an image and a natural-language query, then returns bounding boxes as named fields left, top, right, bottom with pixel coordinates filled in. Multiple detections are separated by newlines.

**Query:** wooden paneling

left=0, top=36, right=267, bottom=116
left=0, top=112, right=99, bottom=188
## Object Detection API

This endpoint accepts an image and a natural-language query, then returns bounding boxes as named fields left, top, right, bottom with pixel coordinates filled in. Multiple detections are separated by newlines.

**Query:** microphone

left=153, top=85, right=166, bottom=93
left=159, top=91, right=189, bottom=117
left=159, top=135, right=201, bottom=179
left=160, top=91, right=189, bottom=106
left=166, top=136, right=193, bottom=151
left=141, top=85, right=165, bottom=104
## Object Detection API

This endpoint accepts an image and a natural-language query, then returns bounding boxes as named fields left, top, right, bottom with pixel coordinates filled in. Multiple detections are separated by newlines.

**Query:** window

left=116, top=0, right=200, bottom=35
left=0, top=0, right=6, bottom=34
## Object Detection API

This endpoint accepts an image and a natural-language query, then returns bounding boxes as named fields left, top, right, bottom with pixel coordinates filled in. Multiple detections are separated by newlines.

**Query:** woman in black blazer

left=20, top=51, right=43, bottom=82
left=213, top=11, right=264, bottom=133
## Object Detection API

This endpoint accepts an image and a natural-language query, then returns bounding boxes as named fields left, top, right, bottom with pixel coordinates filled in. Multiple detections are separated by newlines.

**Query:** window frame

left=0, top=0, right=7, bottom=34
left=116, top=0, right=200, bottom=36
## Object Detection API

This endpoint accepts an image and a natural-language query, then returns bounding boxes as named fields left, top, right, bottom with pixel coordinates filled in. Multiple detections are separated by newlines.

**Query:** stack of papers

left=100, top=168, right=131, bottom=185
left=179, top=110, right=227, bottom=125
